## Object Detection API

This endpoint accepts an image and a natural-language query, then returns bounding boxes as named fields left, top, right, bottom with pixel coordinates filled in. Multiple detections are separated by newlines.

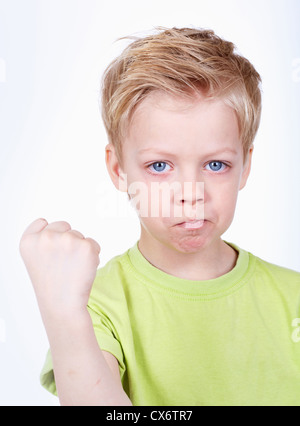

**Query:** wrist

left=39, top=303, right=91, bottom=335
left=36, top=290, right=89, bottom=318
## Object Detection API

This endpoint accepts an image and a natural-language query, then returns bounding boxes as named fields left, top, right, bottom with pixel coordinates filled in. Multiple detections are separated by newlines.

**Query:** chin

left=170, top=234, right=209, bottom=254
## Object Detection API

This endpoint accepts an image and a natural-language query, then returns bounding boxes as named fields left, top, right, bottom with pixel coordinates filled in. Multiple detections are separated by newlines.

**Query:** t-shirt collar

left=127, top=240, right=252, bottom=298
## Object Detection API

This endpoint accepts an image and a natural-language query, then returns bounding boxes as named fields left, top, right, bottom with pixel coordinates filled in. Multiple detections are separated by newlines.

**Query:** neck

left=138, top=230, right=238, bottom=281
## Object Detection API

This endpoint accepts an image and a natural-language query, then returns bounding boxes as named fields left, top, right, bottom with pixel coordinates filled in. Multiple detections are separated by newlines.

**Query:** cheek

left=208, top=180, right=240, bottom=217
left=132, top=183, right=172, bottom=219
left=222, top=194, right=239, bottom=219
left=127, top=180, right=161, bottom=219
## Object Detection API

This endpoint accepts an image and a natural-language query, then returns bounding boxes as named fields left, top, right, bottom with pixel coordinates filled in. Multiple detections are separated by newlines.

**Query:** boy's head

left=101, top=27, right=262, bottom=165
left=101, top=27, right=262, bottom=255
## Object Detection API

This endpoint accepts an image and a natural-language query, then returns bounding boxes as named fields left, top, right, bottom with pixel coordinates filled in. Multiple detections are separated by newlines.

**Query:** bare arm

left=20, top=218, right=132, bottom=406
left=43, top=309, right=131, bottom=406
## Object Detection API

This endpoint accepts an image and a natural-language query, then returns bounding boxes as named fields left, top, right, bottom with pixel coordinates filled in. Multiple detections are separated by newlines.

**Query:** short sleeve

left=40, top=348, right=58, bottom=396
left=86, top=304, right=126, bottom=380
left=39, top=306, right=126, bottom=396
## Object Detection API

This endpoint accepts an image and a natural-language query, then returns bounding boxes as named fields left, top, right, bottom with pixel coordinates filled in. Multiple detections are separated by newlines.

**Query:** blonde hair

left=101, top=27, right=262, bottom=162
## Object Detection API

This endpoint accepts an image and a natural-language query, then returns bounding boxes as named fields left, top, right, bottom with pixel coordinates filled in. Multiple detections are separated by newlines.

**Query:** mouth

left=175, top=220, right=205, bottom=230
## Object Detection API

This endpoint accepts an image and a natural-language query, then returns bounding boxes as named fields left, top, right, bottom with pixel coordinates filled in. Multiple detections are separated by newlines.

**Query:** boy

left=20, top=27, right=300, bottom=406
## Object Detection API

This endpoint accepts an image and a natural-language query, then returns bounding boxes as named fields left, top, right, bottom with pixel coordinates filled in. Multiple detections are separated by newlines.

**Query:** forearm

left=42, top=308, right=132, bottom=406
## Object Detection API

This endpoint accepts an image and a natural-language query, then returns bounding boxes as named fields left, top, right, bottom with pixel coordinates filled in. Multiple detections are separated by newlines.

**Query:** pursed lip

left=175, top=219, right=206, bottom=229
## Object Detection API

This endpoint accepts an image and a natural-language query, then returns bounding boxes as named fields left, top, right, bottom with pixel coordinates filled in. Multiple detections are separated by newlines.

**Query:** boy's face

left=106, top=90, right=252, bottom=254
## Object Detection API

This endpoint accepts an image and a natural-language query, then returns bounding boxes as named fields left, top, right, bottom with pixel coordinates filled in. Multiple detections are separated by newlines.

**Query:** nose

left=174, top=180, right=205, bottom=219
left=181, top=183, right=204, bottom=203
left=176, top=180, right=204, bottom=203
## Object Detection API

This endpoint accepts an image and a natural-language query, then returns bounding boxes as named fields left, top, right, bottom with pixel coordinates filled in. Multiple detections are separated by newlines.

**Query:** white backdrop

left=0, top=0, right=299, bottom=406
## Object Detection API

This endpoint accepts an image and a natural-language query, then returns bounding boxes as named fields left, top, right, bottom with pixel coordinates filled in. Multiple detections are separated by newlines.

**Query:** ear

left=239, top=145, right=254, bottom=190
left=105, top=143, right=128, bottom=192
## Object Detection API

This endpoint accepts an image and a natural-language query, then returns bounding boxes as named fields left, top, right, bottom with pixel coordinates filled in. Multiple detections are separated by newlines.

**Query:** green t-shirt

left=41, top=241, right=300, bottom=406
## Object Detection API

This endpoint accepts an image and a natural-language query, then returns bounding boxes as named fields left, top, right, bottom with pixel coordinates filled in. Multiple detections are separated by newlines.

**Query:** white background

left=0, top=0, right=299, bottom=406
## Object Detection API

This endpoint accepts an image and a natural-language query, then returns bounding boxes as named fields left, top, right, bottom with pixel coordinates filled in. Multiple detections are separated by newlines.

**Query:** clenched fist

left=19, top=218, right=100, bottom=317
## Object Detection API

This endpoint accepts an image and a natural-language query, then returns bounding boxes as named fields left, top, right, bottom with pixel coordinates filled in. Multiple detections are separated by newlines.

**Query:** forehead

left=133, top=89, right=209, bottom=118
left=124, top=90, right=241, bottom=155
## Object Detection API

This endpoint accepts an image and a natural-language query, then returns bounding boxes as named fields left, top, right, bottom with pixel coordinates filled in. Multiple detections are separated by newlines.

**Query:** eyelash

left=147, top=162, right=171, bottom=174
left=205, top=161, right=229, bottom=173
left=147, top=161, right=230, bottom=175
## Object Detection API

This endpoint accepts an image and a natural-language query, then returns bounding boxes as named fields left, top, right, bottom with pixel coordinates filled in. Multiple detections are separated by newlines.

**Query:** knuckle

left=58, top=221, right=71, bottom=229
left=61, top=231, right=77, bottom=248
left=81, top=240, right=99, bottom=263
left=40, top=228, right=55, bottom=244
left=39, top=228, right=62, bottom=249
left=47, top=221, right=71, bottom=232
left=82, top=238, right=93, bottom=254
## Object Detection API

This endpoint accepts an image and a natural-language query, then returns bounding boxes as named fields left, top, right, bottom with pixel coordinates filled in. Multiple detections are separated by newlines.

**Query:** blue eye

left=206, top=161, right=226, bottom=172
left=149, top=162, right=170, bottom=173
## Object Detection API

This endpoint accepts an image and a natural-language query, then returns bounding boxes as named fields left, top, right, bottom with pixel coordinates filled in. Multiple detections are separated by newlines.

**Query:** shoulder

left=248, top=250, right=300, bottom=290
left=96, top=249, right=130, bottom=280
left=89, top=245, right=133, bottom=303
left=253, top=254, right=300, bottom=278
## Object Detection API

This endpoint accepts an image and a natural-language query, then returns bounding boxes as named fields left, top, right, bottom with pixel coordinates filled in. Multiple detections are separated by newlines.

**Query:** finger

left=85, top=237, right=101, bottom=254
left=45, top=221, right=72, bottom=233
left=21, top=218, right=49, bottom=237
left=66, top=229, right=85, bottom=239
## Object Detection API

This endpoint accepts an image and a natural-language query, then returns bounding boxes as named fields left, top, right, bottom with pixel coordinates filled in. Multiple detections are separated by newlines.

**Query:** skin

left=106, top=90, right=253, bottom=281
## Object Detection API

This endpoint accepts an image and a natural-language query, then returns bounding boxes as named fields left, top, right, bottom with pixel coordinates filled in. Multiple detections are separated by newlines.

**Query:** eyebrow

left=137, top=147, right=239, bottom=157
